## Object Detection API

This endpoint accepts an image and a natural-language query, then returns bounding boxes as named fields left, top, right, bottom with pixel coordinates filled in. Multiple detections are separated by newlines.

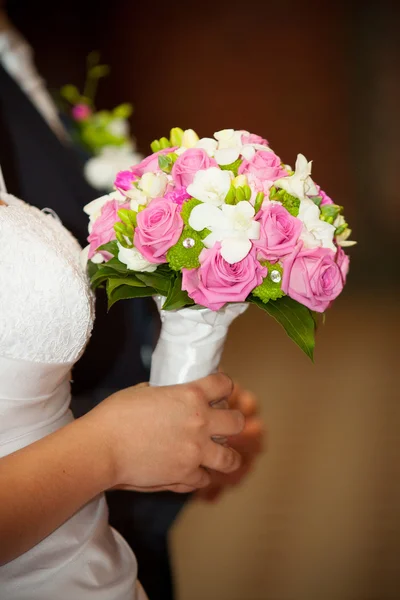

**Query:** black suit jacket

left=0, top=64, right=152, bottom=399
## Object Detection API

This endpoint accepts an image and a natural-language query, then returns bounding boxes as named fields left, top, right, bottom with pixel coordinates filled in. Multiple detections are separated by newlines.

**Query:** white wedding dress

left=0, top=191, right=147, bottom=599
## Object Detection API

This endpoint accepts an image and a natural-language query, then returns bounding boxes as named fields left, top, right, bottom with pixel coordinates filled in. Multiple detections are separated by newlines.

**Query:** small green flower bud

left=159, top=137, right=171, bottom=149
left=150, top=139, right=161, bottom=153
left=170, top=127, right=184, bottom=146
left=225, top=186, right=236, bottom=205
left=254, top=192, right=265, bottom=214
left=236, top=187, right=245, bottom=202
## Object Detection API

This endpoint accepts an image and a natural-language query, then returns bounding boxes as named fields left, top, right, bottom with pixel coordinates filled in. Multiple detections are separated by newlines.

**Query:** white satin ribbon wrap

left=149, top=298, right=248, bottom=386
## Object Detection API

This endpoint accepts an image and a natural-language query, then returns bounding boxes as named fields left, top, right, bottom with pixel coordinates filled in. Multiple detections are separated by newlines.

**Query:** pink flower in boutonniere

left=72, top=103, right=92, bottom=121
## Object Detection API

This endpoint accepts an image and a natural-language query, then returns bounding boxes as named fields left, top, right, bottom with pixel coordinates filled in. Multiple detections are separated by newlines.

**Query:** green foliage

left=180, top=198, right=202, bottom=225
left=219, top=157, right=243, bottom=176
left=252, top=262, right=285, bottom=303
left=158, top=152, right=178, bottom=174
left=249, top=295, right=316, bottom=361
left=166, top=228, right=204, bottom=270
left=320, top=203, right=342, bottom=224
left=269, top=186, right=300, bottom=217
left=162, top=274, right=194, bottom=311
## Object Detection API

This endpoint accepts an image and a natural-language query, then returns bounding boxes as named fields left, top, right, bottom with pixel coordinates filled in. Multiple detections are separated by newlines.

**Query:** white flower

left=274, top=153, right=318, bottom=200
left=195, top=137, right=218, bottom=157
left=138, top=172, right=168, bottom=198
left=181, top=129, right=199, bottom=148
left=84, top=145, right=143, bottom=191
left=334, top=215, right=357, bottom=247
left=107, top=118, right=130, bottom=138
left=187, top=167, right=232, bottom=206
left=117, top=243, right=157, bottom=272
left=214, top=147, right=240, bottom=166
left=189, top=200, right=260, bottom=263
left=214, top=129, right=243, bottom=149
left=80, top=245, right=105, bottom=268
left=83, top=190, right=126, bottom=233
left=298, top=199, right=336, bottom=252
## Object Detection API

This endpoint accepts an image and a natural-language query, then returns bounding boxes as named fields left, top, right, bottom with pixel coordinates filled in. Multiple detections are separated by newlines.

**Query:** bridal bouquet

left=83, top=128, right=355, bottom=384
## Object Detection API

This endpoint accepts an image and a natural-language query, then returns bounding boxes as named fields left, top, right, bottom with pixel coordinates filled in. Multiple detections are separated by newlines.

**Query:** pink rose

left=163, top=187, right=191, bottom=207
left=182, top=244, right=267, bottom=311
left=336, top=246, right=350, bottom=282
left=134, top=198, right=184, bottom=263
left=282, top=244, right=344, bottom=313
left=239, top=150, right=287, bottom=181
left=87, top=199, right=129, bottom=259
left=130, top=147, right=178, bottom=179
left=114, top=169, right=136, bottom=191
left=72, top=103, right=92, bottom=121
left=241, top=132, right=269, bottom=146
left=255, top=202, right=302, bottom=261
left=171, top=148, right=218, bottom=188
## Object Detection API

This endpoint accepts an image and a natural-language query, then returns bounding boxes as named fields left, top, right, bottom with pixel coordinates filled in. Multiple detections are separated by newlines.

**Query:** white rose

left=117, top=243, right=157, bottom=272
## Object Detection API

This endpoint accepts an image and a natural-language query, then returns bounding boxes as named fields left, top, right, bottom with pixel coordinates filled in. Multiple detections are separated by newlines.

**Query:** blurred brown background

left=9, top=0, right=400, bottom=598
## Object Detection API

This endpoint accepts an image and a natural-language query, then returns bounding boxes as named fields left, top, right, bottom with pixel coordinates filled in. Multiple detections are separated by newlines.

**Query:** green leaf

left=162, top=275, right=194, bottom=311
left=102, top=257, right=130, bottom=273
left=106, top=276, right=147, bottom=295
left=135, top=271, right=170, bottom=295
left=219, top=157, right=243, bottom=176
left=87, top=260, right=100, bottom=280
left=97, top=241, right=119, bottom=257
left=107, top=284, right=155, bottom=310
left=158, top=154, right=173, bottom=173
left=249, top=295, right=316, bottom=361
left=90, top=265, right=122, bottom=288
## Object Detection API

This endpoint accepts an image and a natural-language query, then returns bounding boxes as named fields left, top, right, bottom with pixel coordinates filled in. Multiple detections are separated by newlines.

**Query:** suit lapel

left=0, top=64, right=98, bottom=245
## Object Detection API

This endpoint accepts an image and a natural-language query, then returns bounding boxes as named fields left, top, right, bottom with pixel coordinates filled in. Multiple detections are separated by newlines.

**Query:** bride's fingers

left=202, top=441, right=242, bottom=474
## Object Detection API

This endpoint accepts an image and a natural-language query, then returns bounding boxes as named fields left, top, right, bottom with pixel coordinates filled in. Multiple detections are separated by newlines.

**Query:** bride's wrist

left=75, top=411, right=118, bottom=491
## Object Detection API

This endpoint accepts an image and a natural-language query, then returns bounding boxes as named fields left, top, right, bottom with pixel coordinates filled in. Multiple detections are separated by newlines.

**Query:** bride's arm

left=0, top=374, right=243, bottom=565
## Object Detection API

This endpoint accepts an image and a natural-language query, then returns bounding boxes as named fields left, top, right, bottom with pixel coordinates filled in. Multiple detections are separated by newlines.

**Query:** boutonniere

left=60, top=51, right=142, bottom=191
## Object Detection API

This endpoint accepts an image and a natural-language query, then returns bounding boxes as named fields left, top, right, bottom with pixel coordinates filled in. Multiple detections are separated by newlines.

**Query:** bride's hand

left=86, top=373, right=245, bottom=493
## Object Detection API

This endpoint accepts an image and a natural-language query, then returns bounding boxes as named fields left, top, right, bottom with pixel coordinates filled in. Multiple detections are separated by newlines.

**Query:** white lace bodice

left=0, top=193, right=145, bottom=600
left=0, top=194, right=94, bottom=363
